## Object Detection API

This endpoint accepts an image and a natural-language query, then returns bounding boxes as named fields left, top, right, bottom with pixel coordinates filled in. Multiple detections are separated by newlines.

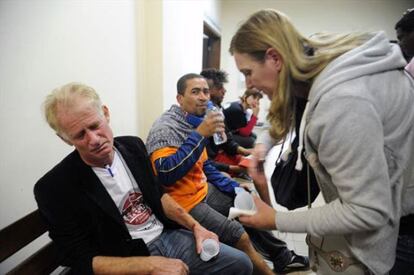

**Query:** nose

left=199, top=92, right=209, bottom=101
left=86, top=130, right=100, bottom=146
left=246, top=77, right=254, bottom=89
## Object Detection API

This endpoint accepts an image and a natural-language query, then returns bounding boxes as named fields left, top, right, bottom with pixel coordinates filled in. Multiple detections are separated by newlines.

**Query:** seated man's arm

left=220, top=131, right=240, bottom=155
left=35, top=181, right=189, bottom=275
left=35, top=184, right=101, bottom=274
left=237, top=145, right=252, bottom=156
left=151, top=131, right=207, bottom=185
left=220, top=131, right=251, bottom=156
left=93, top=255, right=188, bottom=275
left=210, top=159, right=230, bottom=172
left=203, top=159, right=239, bottom=194
left=160, top=193, right=218, bottom=253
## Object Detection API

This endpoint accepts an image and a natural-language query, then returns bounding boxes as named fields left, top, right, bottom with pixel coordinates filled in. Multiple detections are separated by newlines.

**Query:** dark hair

left=395, top=8, right=414, bottom=32
left=177, top=73, right=205, bottom=95
left=241, top=89, right=263, bottom=101
left=200, top=68, right=228, bottom=88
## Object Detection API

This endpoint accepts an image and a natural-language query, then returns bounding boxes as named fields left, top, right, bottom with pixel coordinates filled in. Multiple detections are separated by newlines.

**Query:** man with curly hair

left=390, top=8, right=414, bottom=275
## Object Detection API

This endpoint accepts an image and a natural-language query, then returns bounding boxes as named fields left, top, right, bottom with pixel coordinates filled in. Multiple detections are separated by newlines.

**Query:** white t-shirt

left=93, top=150, right=164, bottom=244
left=245, top=108, right=253, bottom=121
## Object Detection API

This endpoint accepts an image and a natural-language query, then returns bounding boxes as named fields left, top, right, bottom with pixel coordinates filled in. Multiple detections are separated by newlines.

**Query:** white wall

left=220, top=0, right=413, bottom=122
left=162, top=0, right=221, bottom=110
left=0, top=0, right=138, bottom=272
left=163, top=0, right=204, bottom=109
left=0, top=0, right=221, bottom=271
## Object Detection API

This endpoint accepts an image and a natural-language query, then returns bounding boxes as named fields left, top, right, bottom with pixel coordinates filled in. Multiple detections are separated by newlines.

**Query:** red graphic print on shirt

left=122, top=192, right=152, bottom=225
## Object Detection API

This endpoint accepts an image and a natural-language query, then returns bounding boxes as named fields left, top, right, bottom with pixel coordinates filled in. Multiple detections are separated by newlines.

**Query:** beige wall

left=0, top=0, right=139, bottom=272
left=136, top=0, right=164, bottom=140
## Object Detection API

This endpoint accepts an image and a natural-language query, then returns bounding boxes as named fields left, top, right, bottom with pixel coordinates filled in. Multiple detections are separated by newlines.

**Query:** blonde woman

left=230, top=9, right=414, bottom=275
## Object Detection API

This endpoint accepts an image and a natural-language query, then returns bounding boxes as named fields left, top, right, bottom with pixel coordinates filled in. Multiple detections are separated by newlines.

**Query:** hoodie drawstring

left=295, top=102, right=309, bottom=171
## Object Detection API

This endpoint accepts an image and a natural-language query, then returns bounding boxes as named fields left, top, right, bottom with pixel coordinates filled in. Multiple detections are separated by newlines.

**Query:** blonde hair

left=43, top=82, right=103, bottom=135
left=230, top=9, right=370, bottom=141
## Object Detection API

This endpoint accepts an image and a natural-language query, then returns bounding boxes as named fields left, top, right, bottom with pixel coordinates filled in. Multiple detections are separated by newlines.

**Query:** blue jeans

left=389, top=234, right=414, bottom=275
left=191, top=183, right=292, bottom=269
left=148, top=229, right=253, bottom=275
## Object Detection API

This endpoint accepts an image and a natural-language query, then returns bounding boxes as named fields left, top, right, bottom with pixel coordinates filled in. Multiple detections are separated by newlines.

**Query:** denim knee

left=218, top=242, right=253, bottom=275
left=234, top=250, right=253, bottom=275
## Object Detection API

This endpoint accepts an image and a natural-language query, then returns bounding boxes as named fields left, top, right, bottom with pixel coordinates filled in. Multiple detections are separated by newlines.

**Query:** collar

left=185, top=112, right=204, bottom=128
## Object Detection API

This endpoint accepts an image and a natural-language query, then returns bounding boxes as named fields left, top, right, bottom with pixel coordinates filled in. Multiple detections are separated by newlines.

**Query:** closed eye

left=241, top=70, right=251, bottom=77
left=89, top=122, right=101, bottom=130
left=73, top=131, right=85, bottom=140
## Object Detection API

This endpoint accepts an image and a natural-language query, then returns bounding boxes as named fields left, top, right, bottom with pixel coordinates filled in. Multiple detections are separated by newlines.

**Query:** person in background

left=229, top=9, right=414, bottom=275
left=34, top=82, right=253, bottom=275
left=389, top=8, right=414, bottom=275
left=395, top=8, right=414, bottom=76
left=200, top=68, right=251, bottom=177
left=146, top=73, right=309, bottom=274
left=223, top=88, right=263, bottom=148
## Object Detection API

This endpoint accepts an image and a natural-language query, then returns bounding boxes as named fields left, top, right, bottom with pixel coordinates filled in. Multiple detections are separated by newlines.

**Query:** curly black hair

left=395, top=8, right=414, bottom=32
left=200, top=68, right=228, bottom=88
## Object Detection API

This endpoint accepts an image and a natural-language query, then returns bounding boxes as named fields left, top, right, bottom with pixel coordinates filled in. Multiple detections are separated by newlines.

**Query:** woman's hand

left=248, top=143, right=267, bottom=184
left=238, top=195, right=277, bottom=230
left=247, top=143, right=272, bottom=204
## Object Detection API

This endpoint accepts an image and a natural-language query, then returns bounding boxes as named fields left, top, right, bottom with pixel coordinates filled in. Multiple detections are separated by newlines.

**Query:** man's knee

left=235, top=250, right=254, bottom=275
left=218, top=243, right=253, bottom=275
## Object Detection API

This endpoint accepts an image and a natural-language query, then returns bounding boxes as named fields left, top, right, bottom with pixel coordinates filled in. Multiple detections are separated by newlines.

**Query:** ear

left=57, top=133, right=73, bottom=146
left=102, top=105, right=110, bottom=123
left=265, top=48, right=283, bottom=72
left=176, top=94, right=183, bottom=106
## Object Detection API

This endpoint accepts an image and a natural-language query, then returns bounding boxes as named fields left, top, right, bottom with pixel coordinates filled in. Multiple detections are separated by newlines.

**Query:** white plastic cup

left=234, top=190, right=256, bottom=211
left=200, top=239, right=220, bottom=261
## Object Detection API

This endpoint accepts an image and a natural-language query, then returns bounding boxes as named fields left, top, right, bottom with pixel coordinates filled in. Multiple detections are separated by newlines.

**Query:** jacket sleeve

left=34, top=180, right=98, bottom=275
left=203, top=159, right=239, bottom=194
left=151, top=131, right=208, bottom=186
left=205, top=141, right=230, bottom=172
left=277, top=96, right=392, bottom=236
left=238, top=115, right=258, bottom=136
left=210, top=160, right=230, bottom=172
left=220, top=130, right=240, bottom=155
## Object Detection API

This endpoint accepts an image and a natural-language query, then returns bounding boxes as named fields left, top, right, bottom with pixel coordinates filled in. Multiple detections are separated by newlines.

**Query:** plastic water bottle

left=207, top=103, right=227, bottom=145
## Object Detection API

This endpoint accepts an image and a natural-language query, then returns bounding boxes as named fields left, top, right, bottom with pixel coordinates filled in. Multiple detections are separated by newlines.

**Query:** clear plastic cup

left=234, top=189, right=256, bottom=211
left=200, top=238, right=220, bottom=261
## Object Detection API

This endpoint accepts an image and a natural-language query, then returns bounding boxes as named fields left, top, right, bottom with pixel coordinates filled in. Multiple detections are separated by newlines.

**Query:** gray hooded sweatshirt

left=262, top=32, right=414, bottom=274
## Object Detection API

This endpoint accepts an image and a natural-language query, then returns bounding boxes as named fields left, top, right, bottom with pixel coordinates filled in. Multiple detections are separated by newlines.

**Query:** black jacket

left=34, top=136, right=178, bottom=274
left=223, top=101, right=247, bottom=131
